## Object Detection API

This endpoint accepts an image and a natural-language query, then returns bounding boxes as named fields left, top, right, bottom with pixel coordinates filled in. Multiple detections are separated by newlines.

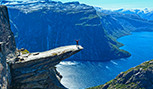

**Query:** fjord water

left=57, top=32, right=153, bottom=89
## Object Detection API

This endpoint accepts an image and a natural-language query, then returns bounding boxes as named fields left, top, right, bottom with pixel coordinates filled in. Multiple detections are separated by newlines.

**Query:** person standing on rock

left=75, top=40, right=79, bottom=45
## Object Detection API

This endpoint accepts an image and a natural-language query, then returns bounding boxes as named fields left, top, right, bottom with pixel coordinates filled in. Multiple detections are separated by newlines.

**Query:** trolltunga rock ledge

left=10, top=45, right=83, bottom=89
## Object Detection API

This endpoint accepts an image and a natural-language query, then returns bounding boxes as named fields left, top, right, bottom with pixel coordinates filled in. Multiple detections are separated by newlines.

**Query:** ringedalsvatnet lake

left=57, top=32, right=153, bottom=89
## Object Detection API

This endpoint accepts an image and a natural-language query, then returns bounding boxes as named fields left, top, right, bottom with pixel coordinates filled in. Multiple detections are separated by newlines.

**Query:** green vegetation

left=123, top=67, right=134, bottom=74
left=76, top=16, right=99, bottom=26
left=52, top=53, right=57, bottom=56
left=135, top=60, right=153, bottom=70
left=21, top=49, right=29, bottom=54
left=80, top=14, right=98, bottom=20
left=109, top=42, right=131, bottom=58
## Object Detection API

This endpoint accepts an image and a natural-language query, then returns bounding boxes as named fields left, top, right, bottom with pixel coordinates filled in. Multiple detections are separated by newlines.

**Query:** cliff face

left=89, top=59, right=153, bottom=89
left=0, top=42, right=8, bottom=89
left=6, top=1, right=130, bottom=61
left=0, top=6, right=16, bottom=89
left=11, top=45, right=83, bottom=89
left=0, top=6, right=16, bottom=58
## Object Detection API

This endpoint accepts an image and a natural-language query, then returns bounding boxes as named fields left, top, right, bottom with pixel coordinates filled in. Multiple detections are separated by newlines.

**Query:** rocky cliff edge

left=10, top=45, right=83, bottom=89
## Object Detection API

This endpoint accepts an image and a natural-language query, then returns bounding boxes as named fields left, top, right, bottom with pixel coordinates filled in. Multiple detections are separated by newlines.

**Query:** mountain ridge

left=95, top=7, right=153, bottom=39
left=95, top=7, right=153, bottom=21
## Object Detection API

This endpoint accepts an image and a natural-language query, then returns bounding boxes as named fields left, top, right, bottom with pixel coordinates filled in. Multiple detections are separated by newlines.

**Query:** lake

left=56, top=32, right=153, bottom=89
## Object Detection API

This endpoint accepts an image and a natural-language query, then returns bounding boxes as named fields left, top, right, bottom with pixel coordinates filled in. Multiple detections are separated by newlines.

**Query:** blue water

left=56, top=32, right=153, bottom=89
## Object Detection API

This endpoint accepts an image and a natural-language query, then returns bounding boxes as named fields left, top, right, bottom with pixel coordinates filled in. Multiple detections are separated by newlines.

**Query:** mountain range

left=114, top=8, right=153, bottom=21
left=95, top=7, right=153, bottom=21
left=95, top=7, right=153, bottom=39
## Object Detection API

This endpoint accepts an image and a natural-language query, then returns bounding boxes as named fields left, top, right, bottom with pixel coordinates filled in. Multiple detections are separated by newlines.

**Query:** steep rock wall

left=0, top=5, right=16, bottom=89
left=0, top=42, right=8, bottom=89
left=0, top=6, right=16, bottom=58
left=7, top=1, right=130, bottom=61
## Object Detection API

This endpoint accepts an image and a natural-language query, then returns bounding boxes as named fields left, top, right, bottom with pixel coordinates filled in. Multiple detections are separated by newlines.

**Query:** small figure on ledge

left=75, top=40, right=79, bottom=45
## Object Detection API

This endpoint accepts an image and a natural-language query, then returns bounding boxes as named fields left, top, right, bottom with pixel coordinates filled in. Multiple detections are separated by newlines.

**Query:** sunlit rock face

left=6, top=1, right=130, bottom=61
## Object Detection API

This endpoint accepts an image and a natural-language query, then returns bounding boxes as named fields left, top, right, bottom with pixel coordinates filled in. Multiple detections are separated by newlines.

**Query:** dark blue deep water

left=57, top=32, right=153, bottom=89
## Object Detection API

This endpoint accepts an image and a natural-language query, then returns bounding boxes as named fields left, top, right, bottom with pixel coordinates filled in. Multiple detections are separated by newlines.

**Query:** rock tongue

left=11, top=45, right=83, bottom=89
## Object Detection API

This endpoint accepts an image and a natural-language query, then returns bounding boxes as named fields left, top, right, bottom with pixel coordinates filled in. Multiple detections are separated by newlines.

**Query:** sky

left=56, top=0, right=153, bottom=10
